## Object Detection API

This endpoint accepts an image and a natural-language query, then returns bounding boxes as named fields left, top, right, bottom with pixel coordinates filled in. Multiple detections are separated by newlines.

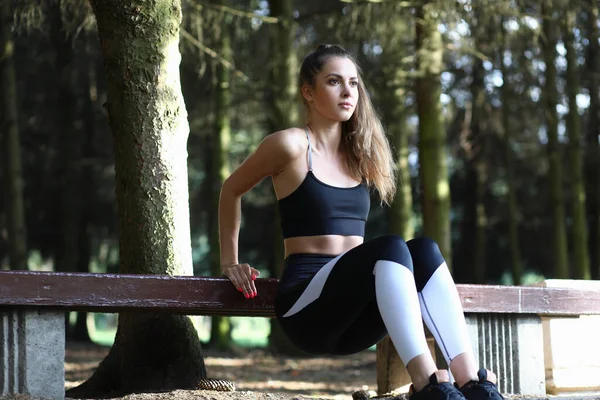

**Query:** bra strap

left=304, top=127, right=313, bottom=171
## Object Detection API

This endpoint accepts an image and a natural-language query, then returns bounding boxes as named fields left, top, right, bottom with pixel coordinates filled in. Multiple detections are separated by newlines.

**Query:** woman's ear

left=302, top=84, right=313, bottom=102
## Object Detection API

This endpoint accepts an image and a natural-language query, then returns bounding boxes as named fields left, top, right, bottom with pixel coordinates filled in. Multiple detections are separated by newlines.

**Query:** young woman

left=218, top=44, right=504, bottom=400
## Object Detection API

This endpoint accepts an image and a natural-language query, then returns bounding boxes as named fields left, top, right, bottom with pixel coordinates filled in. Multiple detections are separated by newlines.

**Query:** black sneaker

left=409, top=370, right=466, bottom=400
left=457, top=369, right=504, bottom=400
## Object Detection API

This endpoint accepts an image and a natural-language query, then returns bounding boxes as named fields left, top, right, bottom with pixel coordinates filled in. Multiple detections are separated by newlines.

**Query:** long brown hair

left=299, top=44, right=396, bottom=204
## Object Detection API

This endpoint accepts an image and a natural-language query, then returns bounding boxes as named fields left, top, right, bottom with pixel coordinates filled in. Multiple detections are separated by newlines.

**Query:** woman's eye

left=350, top=81, right=358, bottom=86
left=329, top=79, right=339, bottom=85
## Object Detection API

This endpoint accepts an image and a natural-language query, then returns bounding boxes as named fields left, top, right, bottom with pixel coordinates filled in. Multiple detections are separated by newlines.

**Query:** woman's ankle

left=448, top=352, right=478, bottom=387
left=406, top=354, right=439, bottom=391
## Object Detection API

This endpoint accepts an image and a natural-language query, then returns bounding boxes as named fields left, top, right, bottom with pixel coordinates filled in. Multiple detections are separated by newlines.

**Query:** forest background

left=1, top=0, right=599, bottom=352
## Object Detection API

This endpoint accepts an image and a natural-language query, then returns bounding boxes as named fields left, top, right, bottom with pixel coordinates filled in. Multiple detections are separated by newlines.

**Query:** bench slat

left=1, top=271, right=599, bottom=316
left=458, top=284, right=600, bottom=316
left=0, top=271, right=277, bottom=317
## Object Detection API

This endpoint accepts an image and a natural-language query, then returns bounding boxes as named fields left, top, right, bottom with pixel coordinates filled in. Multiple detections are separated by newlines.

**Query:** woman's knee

left=406, top=237, right=446, bottom=290
left=369, top=234, right=413, bottom=271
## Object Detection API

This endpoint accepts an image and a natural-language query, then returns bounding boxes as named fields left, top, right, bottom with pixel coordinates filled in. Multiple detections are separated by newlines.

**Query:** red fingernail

left=244, top=293, right=249, bottom=299
left=238, top=287, right=243, bottom=292
left=252, top=275, right=256, bottom=281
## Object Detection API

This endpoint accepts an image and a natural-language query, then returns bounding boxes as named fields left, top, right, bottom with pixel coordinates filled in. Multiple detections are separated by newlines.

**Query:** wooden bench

left=1, top=270, right=600, bottom=400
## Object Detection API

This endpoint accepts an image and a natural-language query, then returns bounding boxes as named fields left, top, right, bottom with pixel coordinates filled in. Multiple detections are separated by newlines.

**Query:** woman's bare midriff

left=284, top=235, right=364, bottom=258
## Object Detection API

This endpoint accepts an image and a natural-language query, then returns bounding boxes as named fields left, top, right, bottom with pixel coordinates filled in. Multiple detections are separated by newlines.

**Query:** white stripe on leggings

left=282, top=252, right=345, bottom=318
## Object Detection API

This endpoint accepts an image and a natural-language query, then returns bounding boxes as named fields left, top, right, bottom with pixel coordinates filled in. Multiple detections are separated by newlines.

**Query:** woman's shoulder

left=262, top=127, right=308, bottom=160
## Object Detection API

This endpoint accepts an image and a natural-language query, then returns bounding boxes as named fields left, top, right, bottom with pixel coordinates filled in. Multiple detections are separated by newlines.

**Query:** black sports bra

left=277, top=128, right=370, bottom=239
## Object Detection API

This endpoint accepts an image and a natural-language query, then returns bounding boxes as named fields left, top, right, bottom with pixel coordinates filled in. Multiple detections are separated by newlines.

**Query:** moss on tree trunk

left=67, top=0, right=206, bottom=396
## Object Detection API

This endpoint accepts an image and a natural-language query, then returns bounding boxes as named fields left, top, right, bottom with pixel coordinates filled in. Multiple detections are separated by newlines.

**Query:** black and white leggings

left=274, top=235, right=472, bottom=366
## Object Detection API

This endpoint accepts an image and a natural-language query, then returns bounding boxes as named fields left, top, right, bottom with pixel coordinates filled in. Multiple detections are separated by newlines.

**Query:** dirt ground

left=59, top=341, right=381, bottom=400
left=3, top=341, right=596, bottom=400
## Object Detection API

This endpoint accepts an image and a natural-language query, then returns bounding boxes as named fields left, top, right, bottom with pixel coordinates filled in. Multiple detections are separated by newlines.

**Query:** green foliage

left=500, top=270, right=546, bottom=286
left=88, top=315, right=271, bottom=348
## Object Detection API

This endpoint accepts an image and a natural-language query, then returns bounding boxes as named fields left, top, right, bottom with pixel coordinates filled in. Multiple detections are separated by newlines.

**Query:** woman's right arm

left=218, top=129, right=301, bottom=298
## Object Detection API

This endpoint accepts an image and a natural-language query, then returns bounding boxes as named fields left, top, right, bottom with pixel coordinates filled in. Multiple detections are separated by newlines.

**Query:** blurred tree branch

left=189, top=0, right=278, bottom=23
left=180, top=28, right=249, bottom=82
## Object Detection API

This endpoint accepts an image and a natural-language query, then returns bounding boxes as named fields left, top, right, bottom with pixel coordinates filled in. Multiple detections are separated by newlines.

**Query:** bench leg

left=1, top=310, right=65, bottom=400
left=376, top=335, right=437, bottom=394
left=465, top=313, right=545, bottom=396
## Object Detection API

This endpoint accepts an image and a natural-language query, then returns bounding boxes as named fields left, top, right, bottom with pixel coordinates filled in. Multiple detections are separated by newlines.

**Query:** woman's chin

left=334, top=111, right=355, bottom=122
left=341, top=113, right=354, bottom=122
left=320, top=109, right=355, bottom=122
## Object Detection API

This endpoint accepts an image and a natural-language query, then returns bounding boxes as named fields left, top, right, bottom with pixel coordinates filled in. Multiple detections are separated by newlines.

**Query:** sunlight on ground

left=69, top=315, right=381, bottom=399
left=205, top=358, right=254, bottom=367
left=65, top=342, right=379, bottom=399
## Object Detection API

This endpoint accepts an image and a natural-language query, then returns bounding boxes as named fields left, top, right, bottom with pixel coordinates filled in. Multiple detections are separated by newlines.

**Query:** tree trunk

left=49, top=3, right=87, bottom=338
left=377, top=17, right=414, bottom=392
left=0, top=0, right=27, bottom=270
left=208, top=2, right=232, bottom=351
left=541, top=1, right=569, bottom=278
left=71, top=223, right=92, bottom=341
left=500, top=18, right=523, bottom=285
left=389, top=111, right=414, bottom=241
left=71, top=46, right=99, bottom=343
left=463, top=4, right=492, bottom=283
left=585, top=0, right=600, bottom=279
left=67, top=0, right=206, bottom=396
left=564, top=7, right=590, bottom=279
left=414, top=1, right=452, bottom=268
left=463, top=7, right=488, bottom=283
left=380, top=15, right=415, bottom=241
left=266, top=0, right=304, bottom=356
left=50, top=2, right=81, bottom=276
left=267, top=0, right=298, bottom=131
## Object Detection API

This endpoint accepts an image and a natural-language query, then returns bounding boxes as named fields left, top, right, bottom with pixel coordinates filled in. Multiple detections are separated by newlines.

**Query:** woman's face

left=304, top=56, right=359, bottom=122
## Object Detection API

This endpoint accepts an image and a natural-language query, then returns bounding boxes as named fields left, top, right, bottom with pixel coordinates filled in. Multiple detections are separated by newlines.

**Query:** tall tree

left=461, top=3, right=490, bottom=283
left=1, top=0, right=27, bottom=270
left=389, top=113, right=414, bottom=240
left=48, top=1, right=91, bottom=339
left=208, top=1, right=233, bottom=351
left=564, top=6, right=590, bottom=279
left=499, top=17, right=523, bottom=285
left=266, top=0, right=303, bottom=355
left=381, top=17, right=415, bottom=242
left=70, top=41, right=101, bottom=343
left=67, top=0, right=206, bottom=396
left=585, top=0, right=600, bottom=279
left=377, top=12, right=415, bottom=393
left=414, top=1, right=452, bottom=267
left=541, top=1, right=569, bottom=278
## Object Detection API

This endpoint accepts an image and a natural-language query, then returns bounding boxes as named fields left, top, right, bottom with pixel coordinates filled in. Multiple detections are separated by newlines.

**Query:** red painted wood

left=1, top=271, right=599, bottom=317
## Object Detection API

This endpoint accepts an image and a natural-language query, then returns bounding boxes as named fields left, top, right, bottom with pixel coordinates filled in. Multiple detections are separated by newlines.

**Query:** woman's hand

left=221, top=263, right=261, bottom=299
